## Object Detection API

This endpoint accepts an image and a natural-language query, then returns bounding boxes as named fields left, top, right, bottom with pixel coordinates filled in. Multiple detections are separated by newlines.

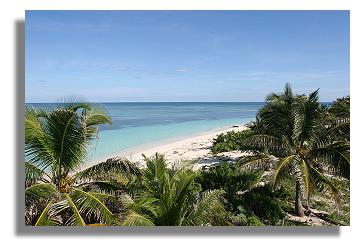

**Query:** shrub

left=230, top=213, right=265, bottom=226
left=230, top=213, right=248, bottom=225
left=240, top=185, right=286, bottom=225
left=197, top=163, right=288, bottom=225
left=230, top=205, right=265, bottom=226
left=196, top=163, right=263, bottom=212
left=246, top=215, right=265, bottom=226
left=211, top=129, right=253, bottom=154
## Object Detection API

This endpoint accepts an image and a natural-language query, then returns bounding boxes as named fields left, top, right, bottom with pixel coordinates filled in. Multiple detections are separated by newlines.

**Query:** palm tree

left=328, top=96, right=350, bottom=118
left=25, top=102, right=140, bottom=225
left=238, top=84, right=350, bottom=217
left=121, top=154, right=228, bottom=226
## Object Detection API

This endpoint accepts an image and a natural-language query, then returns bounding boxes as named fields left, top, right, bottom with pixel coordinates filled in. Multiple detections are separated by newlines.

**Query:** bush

left=212, top=129, right=253, bottom=154
left=197, top=163, right=289, bottom=225
left=196, top=163, right=263, bottom=212
left=247, top=215, right=265, bottom=226
left=240, top=185, right=286, bottom=225
left=230, top=205, right=265, bottom=226
left=230, top=213, right=265, bottom=226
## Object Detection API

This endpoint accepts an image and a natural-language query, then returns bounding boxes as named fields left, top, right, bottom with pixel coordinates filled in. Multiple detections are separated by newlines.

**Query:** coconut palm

left=328, top=96, right=350, bottom=120
left=238, top=84, right=350, bottom=217
left=25, top=102, right=140, bottom=225
left=121, top=154, right=228, bottom=226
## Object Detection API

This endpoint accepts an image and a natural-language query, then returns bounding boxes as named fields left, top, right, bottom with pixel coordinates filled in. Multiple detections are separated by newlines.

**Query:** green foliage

left=239, top=185, right=286, bottom=225
left=247, top=215, right=266, bottom=226
left=197, top=162, right=288, bottom=225
left=230, top=213, right=265, bottom=226
left=24, top=102, right=139, bottom=226
left=328, top=96, right=350, bottom=120
left=212, top=129, right=253, bottom=154
left=310, top=177, right=350, bottom=225
left=196, top=162, right=263, bottom=212
left=121, top=154, right=229, bottom=226
left=24, top=91, right=351, bottom=226
left=25, top=102, right=112, bottom=182
left=238, top=84, right=350, bottom=217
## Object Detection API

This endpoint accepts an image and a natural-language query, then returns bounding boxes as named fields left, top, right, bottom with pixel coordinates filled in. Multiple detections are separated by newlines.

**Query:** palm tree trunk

left=295, top=180, right=305, bottom=217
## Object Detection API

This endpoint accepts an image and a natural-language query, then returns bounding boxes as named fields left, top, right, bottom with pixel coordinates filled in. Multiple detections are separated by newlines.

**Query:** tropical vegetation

left=211, top=129, right=253, bottom=154
left=209, top=84, right=350, bottom=224
left=25, top=85, right=350, bottom=226
left=25, top=102, right=140, bottom=225
left=121, top=154, right=228, bottom=226
left=238, top=84, right=349, bottom=217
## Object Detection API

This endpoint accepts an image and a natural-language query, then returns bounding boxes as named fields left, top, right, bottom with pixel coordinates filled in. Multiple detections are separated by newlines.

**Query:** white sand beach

left=119, top=125, right=249, bottom=169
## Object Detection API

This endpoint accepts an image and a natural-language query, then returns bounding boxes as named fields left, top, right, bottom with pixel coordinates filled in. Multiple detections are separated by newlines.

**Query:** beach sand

left=117, top=125, right=249, bottom=170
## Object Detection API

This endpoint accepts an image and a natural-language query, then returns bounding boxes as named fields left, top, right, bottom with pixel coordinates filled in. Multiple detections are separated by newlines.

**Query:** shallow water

left=28, top=102, right=263, bottom=161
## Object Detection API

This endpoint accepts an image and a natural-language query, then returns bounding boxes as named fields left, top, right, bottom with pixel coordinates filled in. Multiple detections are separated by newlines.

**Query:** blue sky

left=25, top=10, right=349, bottom=102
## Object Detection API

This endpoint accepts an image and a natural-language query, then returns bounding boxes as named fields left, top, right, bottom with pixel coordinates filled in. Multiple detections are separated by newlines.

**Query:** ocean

left=27, top=102, right=263, bottom=162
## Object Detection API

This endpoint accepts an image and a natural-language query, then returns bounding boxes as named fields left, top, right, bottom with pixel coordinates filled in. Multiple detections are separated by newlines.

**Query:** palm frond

left=309, top=142, right=350, bottom=179
left=143, top=153, right=167, bottom=182
left=328, top=96, right=350, bottom=119
left=83, top=105, right=112, bottom=127
left=314, top=121, right=350, bottom=147
left=174, top=172, right=196, bottom=203
left=77, top=180, right=123, bottom=194
left=273, top=155, right=296, bottom=187
left=25, top=183, right=58, bottom=203
left=236, top=154, right=276, bottom=171
left=120, top=195, right=158, bottom=226
left=121, top=212, right=155, bottom=226
left=70, top=188, right=117, bottom=225
left=308, top=166, right=340, bottom=204
left=26, top=107, right=89, bottom=179
left=88, top=192, right=116, bottom=202
left=127, top=197, right=159, bottom=216
left=34, top=201, right=61, bottom=226
left=183, top=190, right=227, bottom=226
left=64, top=193, right=86, bottom=226
left=62, top=101, right=93, bottom=113
left=25, top=103, right=113, bottom=187
left=73, top=157, right=140, bottom=182
left=241, top=134, right=288, bottom=156
left=45, top=108, right=89, bottom=175
left=142, top=153, right=169, bottom=198
left=25, top=106, right=55, bottom=170
left=292, top=91, right=320, bottom=144
left=25, top=162, right=50, bottom=188
left=258, top=92, right=295, bottom=139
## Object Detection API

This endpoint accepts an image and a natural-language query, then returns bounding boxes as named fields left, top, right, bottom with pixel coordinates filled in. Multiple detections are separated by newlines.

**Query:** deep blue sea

left=28, top=102, right=263, bottom=161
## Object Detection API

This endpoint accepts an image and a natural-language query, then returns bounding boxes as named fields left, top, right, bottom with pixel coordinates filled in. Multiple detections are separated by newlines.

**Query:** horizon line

left=25, top=100, right=334, bottom=104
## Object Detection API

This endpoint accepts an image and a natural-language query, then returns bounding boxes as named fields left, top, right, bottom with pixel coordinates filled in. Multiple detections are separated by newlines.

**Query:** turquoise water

left=91, top=117, right=252, bottom=160
left=29, top=102, right=263, bottom=161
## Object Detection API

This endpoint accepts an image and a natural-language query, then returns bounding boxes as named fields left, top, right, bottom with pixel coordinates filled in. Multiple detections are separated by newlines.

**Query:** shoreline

left=84, top=124, right=248, bottom=169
